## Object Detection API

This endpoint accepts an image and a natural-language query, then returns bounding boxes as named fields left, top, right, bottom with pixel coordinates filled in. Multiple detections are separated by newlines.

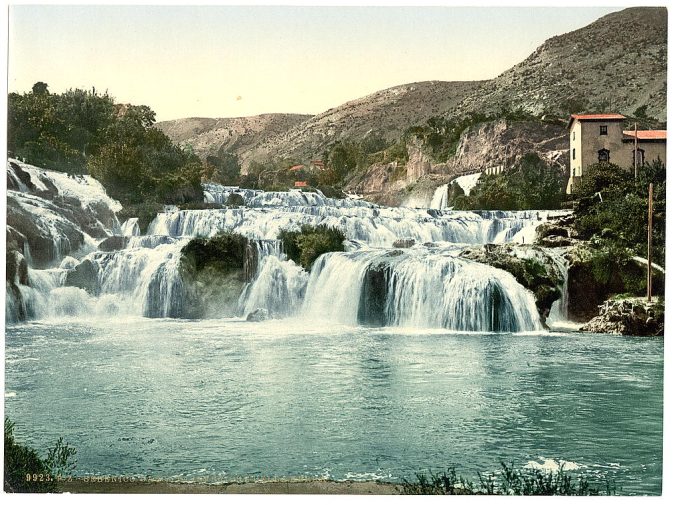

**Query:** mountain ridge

left=158, top=7, right=667, bottom=171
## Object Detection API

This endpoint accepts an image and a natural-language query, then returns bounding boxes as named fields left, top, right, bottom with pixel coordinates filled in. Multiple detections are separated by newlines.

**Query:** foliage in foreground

left=401, top=462, right=615, bottom=496
left=4, top=417, right=77, bottom=493
left=279, top=225, right=346, bottom=271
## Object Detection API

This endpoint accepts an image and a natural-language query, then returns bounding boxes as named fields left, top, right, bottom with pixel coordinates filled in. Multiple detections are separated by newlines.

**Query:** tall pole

left=647, top=183, right=653, bottom=302
left=634, top=122, right=639, bottom=179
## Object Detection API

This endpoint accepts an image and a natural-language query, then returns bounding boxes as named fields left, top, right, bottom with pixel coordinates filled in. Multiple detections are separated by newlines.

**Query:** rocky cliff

left=344, top=118, right=569, bottom=206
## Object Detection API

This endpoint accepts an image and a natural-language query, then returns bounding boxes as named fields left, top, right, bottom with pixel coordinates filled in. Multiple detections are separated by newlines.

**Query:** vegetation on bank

left=567, top=159, right=666, bottom=301
left=8, top=82, right=203, bottom=207
left=401, top=462, right=615, bottom=496
left=4, top=417, right=77, bottom=493
left=279, top=225, right=346, bottom=271
left=454, top=152, right=565, bottom=210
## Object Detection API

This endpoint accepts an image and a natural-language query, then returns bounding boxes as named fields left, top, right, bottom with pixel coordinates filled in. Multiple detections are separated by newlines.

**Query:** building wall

left=580, top=120, right=628, bottom=168
left=626, top=141, right=667, bottom=167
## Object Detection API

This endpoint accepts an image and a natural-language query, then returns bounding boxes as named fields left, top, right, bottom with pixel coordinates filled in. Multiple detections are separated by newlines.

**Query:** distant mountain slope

left=449, top=7, right=667, bottom=120
left=156, top=113, right=312, bottom=160
left=160, top=7, right=666, bottom=170
left=244, top=80, right=483, bottom=165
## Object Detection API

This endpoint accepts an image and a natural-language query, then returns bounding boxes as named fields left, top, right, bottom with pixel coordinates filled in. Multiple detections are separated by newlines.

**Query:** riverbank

left=580, top=296, right=664, bottom=336
left=57, top=478, right=400, bottom=494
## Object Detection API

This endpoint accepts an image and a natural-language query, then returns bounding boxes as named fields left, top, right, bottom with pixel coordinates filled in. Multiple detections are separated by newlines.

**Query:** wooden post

left=634, top=122, right=639, bottom=179
left=647, top=183, right=653, bottom=302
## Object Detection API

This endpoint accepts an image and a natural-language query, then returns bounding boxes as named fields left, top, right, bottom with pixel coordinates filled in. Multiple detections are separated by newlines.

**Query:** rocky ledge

left=580, top=297, right=664, bottom=336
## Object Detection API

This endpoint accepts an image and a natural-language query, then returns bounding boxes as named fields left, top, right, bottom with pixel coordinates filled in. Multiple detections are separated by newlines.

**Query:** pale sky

left=8, top=5, right=622, bottom=122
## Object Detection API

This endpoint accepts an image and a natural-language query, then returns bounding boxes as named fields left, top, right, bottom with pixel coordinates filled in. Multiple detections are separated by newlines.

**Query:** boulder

left=99, top=236, right=130, bottom=252
left=246, top=308, right=270, bottom=322
left=65, top=259, right=100, bottom=295
left=580, top=298, right=664, bottom=336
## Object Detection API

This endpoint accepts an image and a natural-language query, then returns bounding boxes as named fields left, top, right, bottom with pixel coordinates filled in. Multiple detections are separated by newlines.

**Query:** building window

left=633, top=148, right=645, bottom=166
left=572, top=131, right=575, bottom=140
left=600, top=125, right=608, bottom=135
left=572, top=148, right=576, bottom=160
left=598, top=148, right=610, bottom=163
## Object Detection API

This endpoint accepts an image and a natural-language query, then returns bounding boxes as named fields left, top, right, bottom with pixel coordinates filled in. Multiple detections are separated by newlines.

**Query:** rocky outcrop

left=580, top=297, right=664, bottom=336
left=458, top=244, right=563, bottom=322
left=447, top=119, right=568, bottom=177
left=344, top=119, right=568, bottom=207
left=535, top=213, right=580, bottom=248
left=6, top=250, right=30, bottom=323
left=565, top=244, right=664, bottom=322
left=178, top=233, right=251, bottom=318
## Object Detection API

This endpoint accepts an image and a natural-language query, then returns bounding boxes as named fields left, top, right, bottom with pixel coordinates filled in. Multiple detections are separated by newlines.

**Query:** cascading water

left=303, top=247, right=542, bottom=332
left=238, top=240, right=308, bottom=318
left=7, top=165, right=572, bottom=331
left=430, top=183, right=449, bottom=210
left=545, top=248, right=577, bottom=330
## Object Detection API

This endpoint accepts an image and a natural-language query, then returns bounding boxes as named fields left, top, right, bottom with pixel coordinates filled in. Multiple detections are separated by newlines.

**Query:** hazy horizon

left=9, top=5, right=621, bottom=122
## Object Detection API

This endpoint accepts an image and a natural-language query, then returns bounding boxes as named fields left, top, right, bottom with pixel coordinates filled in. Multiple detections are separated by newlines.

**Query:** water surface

left=5, top=318, right=663, bottom=494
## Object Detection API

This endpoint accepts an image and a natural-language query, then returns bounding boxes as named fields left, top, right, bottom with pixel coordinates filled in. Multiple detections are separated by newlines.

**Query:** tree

left=206, top=152, right=241, bottom=185
left=31, top=81, right=49, bottom=95
left=457, top=153, right=563, bottom=210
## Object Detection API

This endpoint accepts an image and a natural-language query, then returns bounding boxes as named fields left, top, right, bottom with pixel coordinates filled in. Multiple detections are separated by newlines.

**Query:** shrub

left=279, top=225, right=346, bottom=270
left=181, top=232, right=248, bottom=273
left=226, top=193, right=246, bottom=207
left=401, top=462, right=614, bottom=496
left=4, top=417, right=77, bottom=493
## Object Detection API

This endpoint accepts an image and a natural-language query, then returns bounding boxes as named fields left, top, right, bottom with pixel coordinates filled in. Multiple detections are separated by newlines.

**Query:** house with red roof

left=566, top=113, right=666, bottom=194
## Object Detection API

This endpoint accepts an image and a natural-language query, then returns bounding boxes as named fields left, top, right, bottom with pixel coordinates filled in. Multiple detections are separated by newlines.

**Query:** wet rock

left=246, top=308, right=270, bottom=322
left=358, top=264, right=392, bottom=326
left=65, top=259, right=100, bottom=296
left=99, top=236, right=130, bottom=252
left=393, top=238, right=416, bottom=248
left=6, top=250, right=29, bottom=286
left=581, top=298, right=664, bottom=336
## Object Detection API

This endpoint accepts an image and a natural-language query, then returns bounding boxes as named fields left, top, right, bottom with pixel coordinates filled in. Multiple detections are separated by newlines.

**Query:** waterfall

left=455, top=173, right=482, bottom=196
left=545, top=249, right=575, bottom=329
left=303, top=248, right=543, bottom=332
left=430, top=183, right=449, bottom=210
left=8, top=162, right=570, bottom=332
left=121, top=218, right=140, bottom=236
left=238, top=240, right=308, bottom=318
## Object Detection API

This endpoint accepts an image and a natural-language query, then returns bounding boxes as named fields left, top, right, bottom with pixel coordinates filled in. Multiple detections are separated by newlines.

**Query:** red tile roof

left=289, top=164, right=305, bottom=171
left=623, top=130, right=667, bottom=140
left=568, top=113, right=626, bottom=128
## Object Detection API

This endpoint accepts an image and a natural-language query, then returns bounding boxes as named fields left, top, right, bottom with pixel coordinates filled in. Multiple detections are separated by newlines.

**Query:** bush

left=226, top=193, right=245, bottom=207
left=574, top=159, right=666, bottom=267
left=181, top=232, right=248, bottom=273
left=401, top=462, right=615, bottom=496
left=4, top=417, right=77, bottom=493
left=279, top=225, right=346, bottom=270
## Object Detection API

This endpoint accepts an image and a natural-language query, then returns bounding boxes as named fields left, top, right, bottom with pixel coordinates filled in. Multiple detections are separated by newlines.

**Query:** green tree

left=31, top=81, right=49, bottom=95
left=206, top=151, right=241, bottom=185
